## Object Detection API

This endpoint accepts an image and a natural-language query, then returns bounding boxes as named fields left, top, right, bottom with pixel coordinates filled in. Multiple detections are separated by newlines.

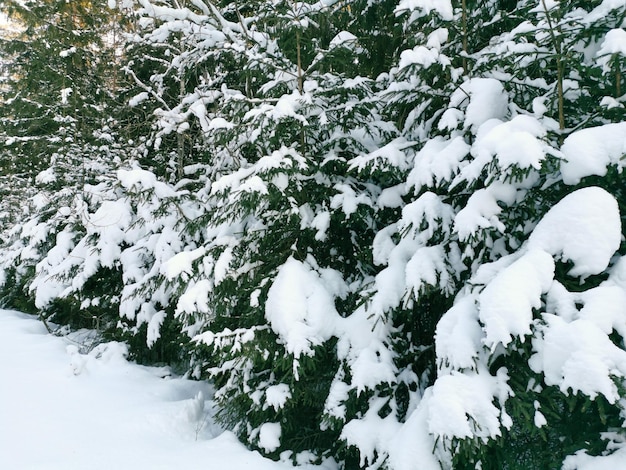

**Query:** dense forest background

left=1, top=1, right=626, bottom=469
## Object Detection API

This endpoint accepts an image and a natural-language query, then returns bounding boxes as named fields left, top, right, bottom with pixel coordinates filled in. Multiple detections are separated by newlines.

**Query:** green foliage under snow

left=1, top=0, right=626, bottom=468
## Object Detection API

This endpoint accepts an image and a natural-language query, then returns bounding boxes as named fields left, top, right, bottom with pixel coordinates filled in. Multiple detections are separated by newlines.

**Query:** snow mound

left=528, top=186, right=621, bottom=277
left=265, top=257, right=343, bottom=359
left=0, top=310, right=294, bottom=470
left=479, top=249, right=555, bottom=349
left=560, top=123, right=626, bottom=185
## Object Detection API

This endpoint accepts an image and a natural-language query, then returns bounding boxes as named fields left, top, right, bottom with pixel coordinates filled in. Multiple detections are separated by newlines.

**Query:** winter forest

left=1, top=0, right=625, bottom=468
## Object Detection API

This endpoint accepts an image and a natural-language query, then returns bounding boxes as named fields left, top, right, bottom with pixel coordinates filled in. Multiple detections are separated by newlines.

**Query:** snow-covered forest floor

left=0, top=310, right=326, bottom=470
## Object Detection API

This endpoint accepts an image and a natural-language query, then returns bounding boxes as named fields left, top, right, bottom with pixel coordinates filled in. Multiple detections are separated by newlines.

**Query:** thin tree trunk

left=462, top=0, right=468, bottom=74
left=296, top=29, right=304, bottom=94
left=178, top=74, right=185, bottom=181
left=295, top=19, right=306, bottom=156
left=541, top=0, right=565, bottom=131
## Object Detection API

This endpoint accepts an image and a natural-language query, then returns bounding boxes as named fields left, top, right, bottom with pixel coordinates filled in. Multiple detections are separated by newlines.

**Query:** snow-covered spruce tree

left=473, top=0, right=626, bottom=133
left=60, top=0, right=625, bottom=466
left=0, top=0, right=120, bottom=186
left=0, top=1, right=132, bottom=332
left=104, top=0, right=418, bottom=462
left=449, top=2, right=626, bottom=467
left=353, top=1, right=626, bottom=469
left=0, top=0, right=394, bottom=373
left=98, top=0, right=264, bottom=358
left=0, top=2, right=145, bottom=346
left=0, top=14, right=29, bottom=230
left=121, top=0, right=270, bottom=183
left=0, top=1, right=194, bottom=355
left=1, top=0, right=624, bottom=469
left=171, top=0, right=404, bottom=462
left=0, top=0, right=238, bottom=356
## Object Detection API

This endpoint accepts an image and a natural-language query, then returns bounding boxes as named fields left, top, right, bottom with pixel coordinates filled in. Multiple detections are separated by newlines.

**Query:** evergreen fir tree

left=376, top=1, right=626, bottom=469
left=0, top=1, right=625, bottom=469
left=0, top=0, right=130, bottom=330
left=0, top=0, right=117, bottom=183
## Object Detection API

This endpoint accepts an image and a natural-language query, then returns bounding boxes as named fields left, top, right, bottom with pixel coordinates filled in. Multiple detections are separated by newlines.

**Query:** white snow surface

left=398, top=45, right=448, bottom=70
left=329, top=31, right=358, bottom=49
left=527, top=186, right=621, bottom=277
left=386, top=390, right=443, bottom=470
left=435, top=296, right=482, bottom=371
left=258, top=423, right=282, bottom=453
left=394, top=0, right=453, bottom=20
left=453, top=183, right=517, bottom=241
left=449, top=78, right=509, bottom=132
left=428, top=367, right=512, bottom=440
left=265, top=257, right=344, bottom=359
left=597, top=29, right=626, bottom=71
left=479, top=249, right=555, bottom=349
left=0, top=310, right=301, bottom=470
left=452, top=115, right=548, bottom=187
left=530, top=313, right=626, bottom=403
left=407, top=136, right=469, bottom=191
left=560, top=123, right=626, bottom=185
